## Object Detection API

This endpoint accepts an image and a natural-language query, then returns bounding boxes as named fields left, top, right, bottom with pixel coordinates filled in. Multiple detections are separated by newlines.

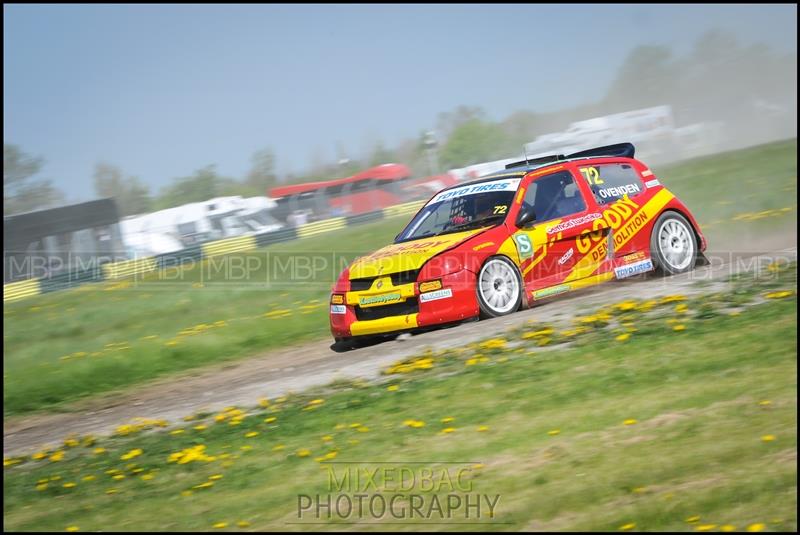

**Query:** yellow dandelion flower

left=356, top=426, right=370, bottom=432
left=106, top=488, right=118, bottom=495
left=441, top=427, right=456, bottom=434
left=49, top=450, right=65, bottom=462
left=93, top=447, right=106, bottom=455
left=472, top=463, right=484, bottom=470
left=686, top=516, right=701, bottom=523
left=720, top=526, right=736, bottom=532
left=272, top=444, right=285, bottom=451
left=209, top=474, right=223, bottom=480
left=264, top=416, right=277, bottom=424
left=764, top=290, right=793, bottom=299
left=66, top=526, right=80, bottom=532
left=170, top=429, right=185, bottom=435
left=761, top=434, right=776, bottom=442
left=387, top=385, right=399, bottom=392
left=477, top=425, right=489, bottom=432
left=695, top=525, right=717, bottom=532
left=82, top=475, right=95, bottom=482
left=615, top=333, right=630, bottom=342
left=245, top=431, right=259, bottom=438
left=213, top=522, right=228, bottom=529
left=441, top=417, right=455, bottom=424
left=747, top=524, right=766, bottom=533
left=624, top=419, right=638, bottom=426
left=63, top=482, right=77, bottom=488
left=758, top=400, right=772, bottom=406
left=619, top=523, right=636, bottom=531
left=113, top=474, right=125, bottom=481
left=120, top=448, right=143, bottom=461
left=237, top=521, right=251, bottom=528
left=548, top=429, right=560, bottom=436
left=322, top=435, right=333, bottom=442
left=673, top=324, right=686, bottom=331
left=296, top=449, right=311, bottom=458
left=36, top=483, right=48, bottom=491
left=194, top=424, right=207, bottom=431
left=141, top=473, right=155, bottom=481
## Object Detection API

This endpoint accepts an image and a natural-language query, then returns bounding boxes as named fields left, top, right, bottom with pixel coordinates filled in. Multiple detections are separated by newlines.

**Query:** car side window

left=577, top=163, right=644, bottom=205
left=521, top=170, right=587, bottom=222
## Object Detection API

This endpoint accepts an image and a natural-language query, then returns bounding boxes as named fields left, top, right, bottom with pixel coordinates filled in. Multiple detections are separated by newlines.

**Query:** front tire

left=476, top=256, right=523, bottom=318
left=650, top=211, right=699, bottom=275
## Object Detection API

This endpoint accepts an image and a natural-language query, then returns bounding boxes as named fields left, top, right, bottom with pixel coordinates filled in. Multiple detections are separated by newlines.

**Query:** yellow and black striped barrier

left=102, top=256, right=157, bottom=280
left=382, top=200, right=425, bottom=219
left=297, top=217, right=346, bottom=239
left=3, top=278, right=42, bottom=303
left=202, top=235, right=257, bottom=258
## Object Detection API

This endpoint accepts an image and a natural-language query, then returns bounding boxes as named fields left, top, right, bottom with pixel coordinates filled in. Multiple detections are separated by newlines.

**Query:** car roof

left=480, top=155, right=634, bottom=180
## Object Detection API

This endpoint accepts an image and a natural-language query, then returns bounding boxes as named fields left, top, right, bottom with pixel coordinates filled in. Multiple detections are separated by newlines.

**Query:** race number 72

left=580, top=167, right=604, bottom=185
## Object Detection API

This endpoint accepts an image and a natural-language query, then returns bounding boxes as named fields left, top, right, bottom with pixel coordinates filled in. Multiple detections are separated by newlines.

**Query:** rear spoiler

left=505, top=142, right=635, bottom=170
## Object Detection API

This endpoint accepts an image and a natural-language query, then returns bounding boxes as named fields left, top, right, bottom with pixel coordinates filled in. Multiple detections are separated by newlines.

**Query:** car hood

left=348, top=228, right=488, bottom=279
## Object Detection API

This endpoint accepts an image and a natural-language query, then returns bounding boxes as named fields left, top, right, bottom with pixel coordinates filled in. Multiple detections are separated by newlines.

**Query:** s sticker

left=330, top=305, right=346, bottom=315
left=514, top=234, right=533, bottom=259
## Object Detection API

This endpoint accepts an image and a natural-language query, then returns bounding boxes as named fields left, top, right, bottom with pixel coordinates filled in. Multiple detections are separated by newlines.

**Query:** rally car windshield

left=395, top=179, right=520, bottom=243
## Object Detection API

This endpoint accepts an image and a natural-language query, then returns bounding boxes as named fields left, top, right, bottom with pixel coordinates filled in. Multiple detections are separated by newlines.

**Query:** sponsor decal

left=621, top=251, right=646, bottom=264
left=426, top=178, right=521, bottom=206
left=419, top=288, right=453, bottom=303
left=614, top=259, right=654, bottom=279
left=596, top=183, right=641, bottom=200
left=575, top=195, right=648, bottom=262
left=645, top=179, right=661, bottom=188
left=472, top=241, right=495, bottom=252
left=419, top=280, right=443, bottom=292
left=546, top=213, right=602, bottom=234
left=532, top=284, right=570, bottom=300
left=359, top=293, right=403, bottom=307
left=514, top=233, right=533, bottom=259
left=641, top=169, right=653, bottom=177
left=558, top=248, right=574, bottom=265
left=330, top=305, right=346, bottom=315
left=331, top=294, right=344, bottom=304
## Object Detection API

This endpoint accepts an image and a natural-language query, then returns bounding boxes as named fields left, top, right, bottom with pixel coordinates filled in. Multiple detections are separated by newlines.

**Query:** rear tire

left=476, top=256, right=523, bottom=318
left=650, top=211, right=699, bottom=275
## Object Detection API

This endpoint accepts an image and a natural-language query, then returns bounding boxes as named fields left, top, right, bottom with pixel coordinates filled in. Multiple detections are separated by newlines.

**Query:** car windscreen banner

left=425, top=178, right=521, bottom=206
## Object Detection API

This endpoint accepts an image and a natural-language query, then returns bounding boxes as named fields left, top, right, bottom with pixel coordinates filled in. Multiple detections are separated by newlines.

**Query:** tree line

left=4, top=29, right=796, bottom=218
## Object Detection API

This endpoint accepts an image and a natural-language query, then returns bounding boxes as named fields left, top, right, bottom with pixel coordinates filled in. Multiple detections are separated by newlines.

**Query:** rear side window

left=577, top=164, right=643, bottom=205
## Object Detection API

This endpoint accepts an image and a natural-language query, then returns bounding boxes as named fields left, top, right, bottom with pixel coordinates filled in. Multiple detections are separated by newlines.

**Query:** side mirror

left=516, top=207, right=536, bottom=228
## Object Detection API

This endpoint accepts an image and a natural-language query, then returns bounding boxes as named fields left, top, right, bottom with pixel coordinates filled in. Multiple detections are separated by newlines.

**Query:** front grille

left=349, top=269, right=420, bottom=291
left=354, top=297, right=419, bottom=321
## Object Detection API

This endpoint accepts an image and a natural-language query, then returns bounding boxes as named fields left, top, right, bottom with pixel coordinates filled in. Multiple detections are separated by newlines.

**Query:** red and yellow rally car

left=330, top=143, right=706, bottom=345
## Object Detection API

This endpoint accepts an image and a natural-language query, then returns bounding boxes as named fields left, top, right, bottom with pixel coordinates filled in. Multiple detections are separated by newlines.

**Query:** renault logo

left=376, top=280, right=384, bottom=289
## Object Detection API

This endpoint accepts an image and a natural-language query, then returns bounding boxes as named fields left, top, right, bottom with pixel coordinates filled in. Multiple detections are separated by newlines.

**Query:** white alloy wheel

left=477, top=257, right=521, bottom=316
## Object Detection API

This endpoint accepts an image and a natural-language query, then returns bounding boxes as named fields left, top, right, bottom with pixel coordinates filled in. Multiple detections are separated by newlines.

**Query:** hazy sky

left=4, top=4, right=797, bottom=199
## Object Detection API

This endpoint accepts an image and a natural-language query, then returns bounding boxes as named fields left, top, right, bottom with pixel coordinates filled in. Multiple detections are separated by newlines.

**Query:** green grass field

left=3, top=264, right=796, bottom=531
left=3, top=139, right=796, bottom=417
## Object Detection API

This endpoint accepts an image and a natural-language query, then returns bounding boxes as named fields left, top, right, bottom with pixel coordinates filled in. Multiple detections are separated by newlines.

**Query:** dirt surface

left=3, top=244, right=796, bottom=456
